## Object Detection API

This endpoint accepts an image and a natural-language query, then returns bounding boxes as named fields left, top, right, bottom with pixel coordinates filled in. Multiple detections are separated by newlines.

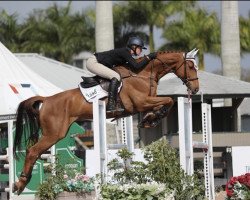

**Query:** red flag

left=9, top=84, right=18, bottom=94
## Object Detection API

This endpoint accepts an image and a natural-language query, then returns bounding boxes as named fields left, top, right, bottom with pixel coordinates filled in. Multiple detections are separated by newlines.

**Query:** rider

left=86, top=36, right=157, bottom=113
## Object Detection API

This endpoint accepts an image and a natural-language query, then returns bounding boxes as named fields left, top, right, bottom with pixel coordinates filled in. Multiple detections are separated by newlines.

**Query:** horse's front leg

left=138, top=96, right=174, bottom=128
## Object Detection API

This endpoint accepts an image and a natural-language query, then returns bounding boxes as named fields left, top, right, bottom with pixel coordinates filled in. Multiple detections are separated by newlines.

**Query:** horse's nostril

left=192, top=88, right=199, bottom=94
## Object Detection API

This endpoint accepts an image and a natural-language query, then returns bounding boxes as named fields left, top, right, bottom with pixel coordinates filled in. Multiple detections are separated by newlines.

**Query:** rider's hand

left=147, top=52, right=157, bottom=60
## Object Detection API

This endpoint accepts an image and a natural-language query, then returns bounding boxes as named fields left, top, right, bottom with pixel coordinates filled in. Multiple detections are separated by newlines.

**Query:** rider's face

left=135, top=47, right=142, bottom=55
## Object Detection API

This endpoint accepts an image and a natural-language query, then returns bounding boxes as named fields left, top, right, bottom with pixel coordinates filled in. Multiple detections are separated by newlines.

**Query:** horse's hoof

left=12, top=182, right=24, bottom=195
left=12, top=183, right=18, bottom=193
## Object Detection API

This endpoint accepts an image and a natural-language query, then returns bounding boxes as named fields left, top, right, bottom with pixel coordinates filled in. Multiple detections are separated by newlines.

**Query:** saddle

left=80, top=76, right=109, bottom=91
left=80, top=76, right=125, bottom=112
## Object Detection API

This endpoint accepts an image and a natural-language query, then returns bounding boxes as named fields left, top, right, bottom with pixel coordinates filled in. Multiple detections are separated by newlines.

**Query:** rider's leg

left=86, top=55, right=120, bottom=80
left=86, top=55, right=123, bottom=112
left=106, top=77, right=124, bottom=112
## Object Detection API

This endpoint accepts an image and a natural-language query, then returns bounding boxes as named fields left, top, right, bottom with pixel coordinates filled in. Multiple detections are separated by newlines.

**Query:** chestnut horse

left=13, top=49, right=199, bottom=194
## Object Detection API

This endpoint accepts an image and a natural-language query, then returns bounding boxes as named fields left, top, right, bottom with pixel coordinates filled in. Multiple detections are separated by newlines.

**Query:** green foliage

left=2, top=1, right=250, bottom=68
left=112, top=2, right=148, bottom=49
left=19, top=2, right=95, bottom=63
left=36, top=158, right=95, bottom=200
left=100, top=138, right=205, bottom=200
left=0, top=10, right=21, bottom=51
left=107, top=148, right=150, bottom=185
left=36, top=177, right=58, bottom=200
left=114, top=1, right=196, bottom=51
left=1, top=3, right=95, bottom=63
left=143, top=138, right=205, bottom=200
left=240, top=15, right=250, bottom=53
left=161, top=8, right=221, bottom=70
left=36, top=160, right=65, bottom=200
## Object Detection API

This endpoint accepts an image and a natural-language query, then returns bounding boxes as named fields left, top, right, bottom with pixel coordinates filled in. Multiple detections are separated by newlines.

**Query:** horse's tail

left=13, top=96, right=45, bottom=159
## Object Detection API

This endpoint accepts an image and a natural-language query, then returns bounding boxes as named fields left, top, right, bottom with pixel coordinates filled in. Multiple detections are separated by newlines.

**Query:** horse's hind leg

left=13, top=121, right=71, bottom=195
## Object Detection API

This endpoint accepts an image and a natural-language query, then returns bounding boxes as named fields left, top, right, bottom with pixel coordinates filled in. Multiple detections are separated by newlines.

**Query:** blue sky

left=1, top=1, right=250, bottom=73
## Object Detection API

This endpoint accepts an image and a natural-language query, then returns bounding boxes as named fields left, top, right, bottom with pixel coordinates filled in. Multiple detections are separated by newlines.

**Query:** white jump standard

left=178, top=97, right=215, bottom=200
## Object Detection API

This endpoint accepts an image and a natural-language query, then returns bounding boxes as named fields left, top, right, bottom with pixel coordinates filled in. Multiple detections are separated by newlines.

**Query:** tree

left=239, top=13, right=250, bottom=53
left=221, top=1, right=241, bottom=80
left=19, top=2, right=95, bottom=63
left=113, top=1, right=196, bottom=52
left=239, top=13, right=250, bottom=82
left=161, top=8, right=220, bottom=70
left=95, top=1, right=114, bottom=52
left=111, top=2, right=147, bottom=48
left=0, top=10, right=21, bottom=51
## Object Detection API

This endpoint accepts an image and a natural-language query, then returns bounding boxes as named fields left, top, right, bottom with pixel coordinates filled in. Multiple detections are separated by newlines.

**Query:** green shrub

left=100, top=138, right=205, bottom=200
left=143, top=138, right=205, bottom=199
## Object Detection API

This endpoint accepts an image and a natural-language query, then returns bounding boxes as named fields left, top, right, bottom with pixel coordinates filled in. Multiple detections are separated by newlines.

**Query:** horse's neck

left=115, top=65, right=151, bottom=78
left=115, top=52, right=181, bottom=80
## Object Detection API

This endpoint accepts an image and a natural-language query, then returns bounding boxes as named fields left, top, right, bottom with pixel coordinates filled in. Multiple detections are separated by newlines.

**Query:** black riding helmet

left=127, top=36, right=147, bottom=50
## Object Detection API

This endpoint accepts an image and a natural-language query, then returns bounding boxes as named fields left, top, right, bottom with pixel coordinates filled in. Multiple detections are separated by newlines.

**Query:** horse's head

left=153, top=49, right=199, bottom=94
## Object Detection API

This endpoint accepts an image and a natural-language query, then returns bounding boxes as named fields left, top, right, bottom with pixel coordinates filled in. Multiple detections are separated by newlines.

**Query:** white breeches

left=86, top=55, right=121, bottom=81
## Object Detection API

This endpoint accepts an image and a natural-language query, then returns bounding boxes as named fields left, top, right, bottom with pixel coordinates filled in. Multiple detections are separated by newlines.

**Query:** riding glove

left=147, top=52, right=157, bottom=60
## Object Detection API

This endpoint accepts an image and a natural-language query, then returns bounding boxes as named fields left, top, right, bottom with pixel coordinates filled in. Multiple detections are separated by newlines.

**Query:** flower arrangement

left=36, top=160, right=95, bottom=200
left=226, top=173, right=250, bottom=199
left=100, top=181, right=174, bottom=200
left=55, top=171, right=95, bottom=195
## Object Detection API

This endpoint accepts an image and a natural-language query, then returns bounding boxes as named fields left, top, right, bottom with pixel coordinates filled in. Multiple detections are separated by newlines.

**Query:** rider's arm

left=127, top=55, right=151, bottom=70
left=122, top=49, right=151, bottom=70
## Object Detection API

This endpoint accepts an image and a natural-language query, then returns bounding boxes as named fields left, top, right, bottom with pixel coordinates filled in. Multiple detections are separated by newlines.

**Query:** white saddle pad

left=79, top=83, right=122, bottom=103
left=79, top=84, right=108, bottom=102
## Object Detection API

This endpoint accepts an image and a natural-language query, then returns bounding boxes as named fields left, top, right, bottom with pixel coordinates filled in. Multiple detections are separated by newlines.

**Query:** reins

left=120, top=51, right=198, bottom=96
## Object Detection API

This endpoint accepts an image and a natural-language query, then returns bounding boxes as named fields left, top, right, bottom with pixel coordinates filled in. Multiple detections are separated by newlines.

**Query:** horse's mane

left=157, top=50, right=183, bottom=54
left=115, top=50, right=183, bottom=75
left=135, top=50, right=183, bottom=62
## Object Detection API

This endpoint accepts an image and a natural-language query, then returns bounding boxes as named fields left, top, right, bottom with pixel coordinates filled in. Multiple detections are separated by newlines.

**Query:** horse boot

left=106, top=77, right=124, bottom=113
left=149, top=105, right=169, bottom=127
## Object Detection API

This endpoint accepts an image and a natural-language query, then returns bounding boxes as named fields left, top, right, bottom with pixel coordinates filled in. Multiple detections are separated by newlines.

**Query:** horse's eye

left=188, top=61, right=194, bottom=69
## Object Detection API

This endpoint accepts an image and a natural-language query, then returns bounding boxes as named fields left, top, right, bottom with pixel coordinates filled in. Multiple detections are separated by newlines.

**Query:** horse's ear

left=187, top=49, right=195, bottom=58
left=187, top=48, right=199, bottom=58
left=193, top=49, right=199, bottom=56
left=193, top=49, right=199, bottom=57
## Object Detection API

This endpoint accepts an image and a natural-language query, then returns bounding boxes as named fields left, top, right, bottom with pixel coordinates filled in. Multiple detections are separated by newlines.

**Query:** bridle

left=121, top=51, right=199, bottom=96
left=155, top=52, right=199, bottom=86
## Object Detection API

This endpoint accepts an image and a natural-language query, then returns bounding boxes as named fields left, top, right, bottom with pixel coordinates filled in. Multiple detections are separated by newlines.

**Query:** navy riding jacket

left=94, top=47, right=149, bottom=70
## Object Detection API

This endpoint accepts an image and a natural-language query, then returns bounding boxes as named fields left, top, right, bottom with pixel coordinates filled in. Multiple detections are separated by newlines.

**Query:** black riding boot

left=106, top=78, right=123, bottom=113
